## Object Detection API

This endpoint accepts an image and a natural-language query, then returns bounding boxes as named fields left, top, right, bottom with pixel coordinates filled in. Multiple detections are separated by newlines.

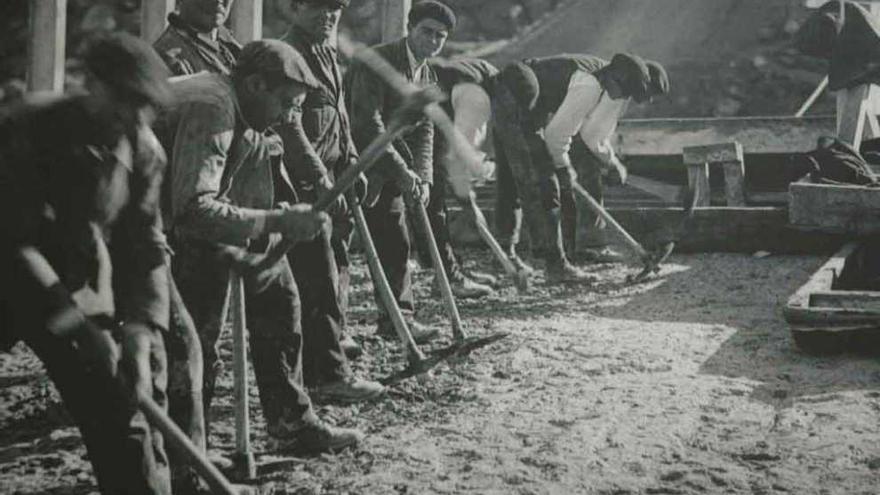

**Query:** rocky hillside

left=1, top=0, right=836, bottom=118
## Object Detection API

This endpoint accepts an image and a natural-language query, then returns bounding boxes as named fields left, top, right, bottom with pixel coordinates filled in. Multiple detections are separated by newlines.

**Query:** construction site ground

left=3, top=248, right=880, bottom=494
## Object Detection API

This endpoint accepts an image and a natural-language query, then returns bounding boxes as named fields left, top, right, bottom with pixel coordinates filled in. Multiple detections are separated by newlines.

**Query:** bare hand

left=74, top=322, right=119, bottom=378
left=277, top=203, right=330, bottom=243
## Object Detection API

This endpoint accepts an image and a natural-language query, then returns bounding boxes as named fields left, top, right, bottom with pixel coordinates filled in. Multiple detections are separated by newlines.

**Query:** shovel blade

left=380, top=332, right=509, bottom=385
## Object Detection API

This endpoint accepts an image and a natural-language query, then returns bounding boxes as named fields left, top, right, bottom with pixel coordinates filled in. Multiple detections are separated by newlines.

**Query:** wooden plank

left=785, top=242, right=857, bottom=312
left=723, top=160, right=746, bottom=206
left=810, top=290, right=880, bottom=311
left=230, top=0, right=263, bottom=43
left=789, top=180, right=880, bottom=234
left=381, top=0, right=411, bottom=42
left=836, top=84, right=871, bottom=149
left=141, top=0, right=175, bottom=43
left=27, top=0, right=66, bottom=93
left=625, top=174, right=683, bottom=203
left=686, top=163, right=710, bottom=207
left=682, top=142, right=743, bottom=165
left=615, top=116, right=834, bottom=156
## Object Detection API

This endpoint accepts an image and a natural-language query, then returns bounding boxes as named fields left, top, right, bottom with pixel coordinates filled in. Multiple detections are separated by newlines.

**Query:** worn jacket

left=277, top=27, right=357, bottom=188
left=0, top=95, right=170, bottom=347
left=160, top=72, right=298, bottom=248
left=153, top=13, right=241, bottom=76
left=344, top=37, right=437, bottom=185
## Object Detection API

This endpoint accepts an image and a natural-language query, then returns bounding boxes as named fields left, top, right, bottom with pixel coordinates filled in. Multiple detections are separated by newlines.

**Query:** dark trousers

left=165, top=272, right=207, bottom=494
left=286, top=228, right=350, bottom=388
left=569, top=139, right=607, bottom=251
left=331, top=226, right=352, bottom=332
left=493, top=119, right=568, bottom=264
left=364, top=183, right=415, bottom=324
left=172, top=240, right=317, bottom=435
left=411, top=152, right=461, bottom=279
left=24, top=326, right=171, bottom=495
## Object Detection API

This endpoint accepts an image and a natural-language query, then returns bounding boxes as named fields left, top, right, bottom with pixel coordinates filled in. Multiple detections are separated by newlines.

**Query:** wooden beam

left=141, top=0, right=175, bottom=43
left=27, top=0, right=66, bottom=94
left=810, top=291, right=880, bottom=311
left=381, top=0, right=411, bottom=42
left=685, top=163, right=710, bottom=207
left=836, top=84, right=872, bottom=148
left=230, top=0, right=263, bottom=43
left=625, top=174, right=683, bottom=203
left=615, top=116, right=835, bottom=156
left=683, top=142, right=746, bottom=207
left=789, top=179, right=880, bottom=235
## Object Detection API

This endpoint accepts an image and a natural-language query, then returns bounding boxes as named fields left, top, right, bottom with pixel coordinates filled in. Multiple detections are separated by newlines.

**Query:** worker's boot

left=268, top=418, right=365, bottom=454
left=544, top=207, right=595, bottom=284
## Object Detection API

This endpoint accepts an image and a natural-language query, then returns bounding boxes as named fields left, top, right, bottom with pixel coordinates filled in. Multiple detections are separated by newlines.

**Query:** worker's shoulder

left=169, top=72, right=236, bottom=120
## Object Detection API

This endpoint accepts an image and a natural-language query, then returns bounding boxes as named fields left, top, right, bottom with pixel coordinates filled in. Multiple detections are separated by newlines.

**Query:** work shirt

left=160, top=72, right=297, bottom=247
left=543, top=71, right=629, bottom=170
left=278, top=26, right=357, bottom=188
left=153, top=13, right=241, bottom=76
left=345, top=37, right=437, bottom=185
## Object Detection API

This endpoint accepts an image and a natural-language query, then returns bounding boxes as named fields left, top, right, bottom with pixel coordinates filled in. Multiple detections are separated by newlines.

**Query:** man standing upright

left=278, top=0, right=365, bottom=361
left=345, top=0, right=456, bottom=342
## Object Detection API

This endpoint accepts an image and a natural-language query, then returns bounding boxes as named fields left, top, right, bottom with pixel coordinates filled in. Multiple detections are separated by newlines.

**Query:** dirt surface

left=3, top=250, right=880, bottom=494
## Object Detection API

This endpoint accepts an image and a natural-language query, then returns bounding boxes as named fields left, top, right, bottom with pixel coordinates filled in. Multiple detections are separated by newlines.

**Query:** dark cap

left=234, top=40, right=320, bottom=89
left=607, top=53, right=651, bottom=102
left=409, top=0, right=457, bottom=31
left=645, top=60, right=670, bottom=96
left=498, top=61, right=540, bottom=110
left=82, top=32, right=172, bottom=107
left=295, top=0, right=350, bottom=8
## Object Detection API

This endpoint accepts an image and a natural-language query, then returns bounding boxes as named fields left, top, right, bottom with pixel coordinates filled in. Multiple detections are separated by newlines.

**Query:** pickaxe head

left=627, top=241, right=675, bottom=284
left=380, top=332, right=509, bottom=385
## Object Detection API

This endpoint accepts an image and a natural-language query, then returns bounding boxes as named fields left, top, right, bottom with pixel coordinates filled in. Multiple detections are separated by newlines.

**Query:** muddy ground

left=2, top=250, right=880, bottom=494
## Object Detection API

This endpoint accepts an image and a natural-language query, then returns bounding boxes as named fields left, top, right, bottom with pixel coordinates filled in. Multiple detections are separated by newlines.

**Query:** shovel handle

left=468, top=194, right=518, bottom=278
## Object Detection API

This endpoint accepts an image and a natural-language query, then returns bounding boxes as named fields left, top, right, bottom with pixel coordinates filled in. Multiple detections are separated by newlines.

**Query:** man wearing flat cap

left=278, top=0, right=367, bottom=366
left=345, top=0, right=456, bottom=343
left=163, top=39, right=368, bottom=454
left=492, top=53, right=666, bottom=282
left=1, top=32, right=174, bottom=494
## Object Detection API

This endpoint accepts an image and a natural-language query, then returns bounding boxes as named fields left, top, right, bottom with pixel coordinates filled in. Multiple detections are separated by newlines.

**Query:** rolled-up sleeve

left=170, top=101, right=271, bottom=246
left=543, top=72, right=603, bottom=170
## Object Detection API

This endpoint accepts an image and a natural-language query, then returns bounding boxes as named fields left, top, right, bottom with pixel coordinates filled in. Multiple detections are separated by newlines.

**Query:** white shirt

left=445, top=83, right=493, bottom=194
left=543, top=70, right=629, bottom=170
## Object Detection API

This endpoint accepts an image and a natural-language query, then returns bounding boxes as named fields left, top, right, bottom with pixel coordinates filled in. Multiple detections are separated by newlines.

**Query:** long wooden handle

left=468, top=195, right=518, bottom=277
left=138, top=391, right=238, bottom=495
left=229, top=271, right=253, bottom=469
left=570, top=180, right=649, bottom=259
left=412, top=201, right=466, bottom=341
left=351, top=202, right=425, bottom=362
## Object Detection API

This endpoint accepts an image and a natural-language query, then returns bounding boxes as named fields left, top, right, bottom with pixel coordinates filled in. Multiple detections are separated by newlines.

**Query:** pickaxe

left=15, top=247, right=240, bottom=494
left=466, top=192, right=530, bottom=292
left=570, top=181, right=674, bottom=283
left=338, top=37, right=509, bottom=349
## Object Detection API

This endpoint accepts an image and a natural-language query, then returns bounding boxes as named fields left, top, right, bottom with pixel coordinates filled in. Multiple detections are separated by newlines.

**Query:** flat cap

left=498, top=61, right=540, bottom=110
left=409, top=0, right=457, bottom=31
left=297, top=0, right=350, bottom=8
left=235, top=39, right=320, bottom=90
left=607, top=53, right=651, bottom=102
left=645, top=60, right=670, bottom=96
left=82, top=32, right=172, bottom=107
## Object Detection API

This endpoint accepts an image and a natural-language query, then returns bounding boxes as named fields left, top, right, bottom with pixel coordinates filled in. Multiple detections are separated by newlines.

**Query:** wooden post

left=228, top=271, right=255, bottom=479
left=381, top=0, right=411, bottom=42
left=27, top=0, right=66, bottom=94
left=230, top=0, right=263, bottom=43
left=683, top=142, right=745, bottom=207
left=141, top=0, right=175, bottom=43
left=836, top=84, right=872, bottom=148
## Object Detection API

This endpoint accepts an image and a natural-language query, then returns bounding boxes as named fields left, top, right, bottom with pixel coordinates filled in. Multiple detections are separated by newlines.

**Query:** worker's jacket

left=153, top=13, right=240, bottom=76
left=277, top=26, right=357, bottom=189
left=344, top=37, right=437, bottom=186
left=159, top=72, right=298, bottom=248
left=0, top=95, right=170, bottom=348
